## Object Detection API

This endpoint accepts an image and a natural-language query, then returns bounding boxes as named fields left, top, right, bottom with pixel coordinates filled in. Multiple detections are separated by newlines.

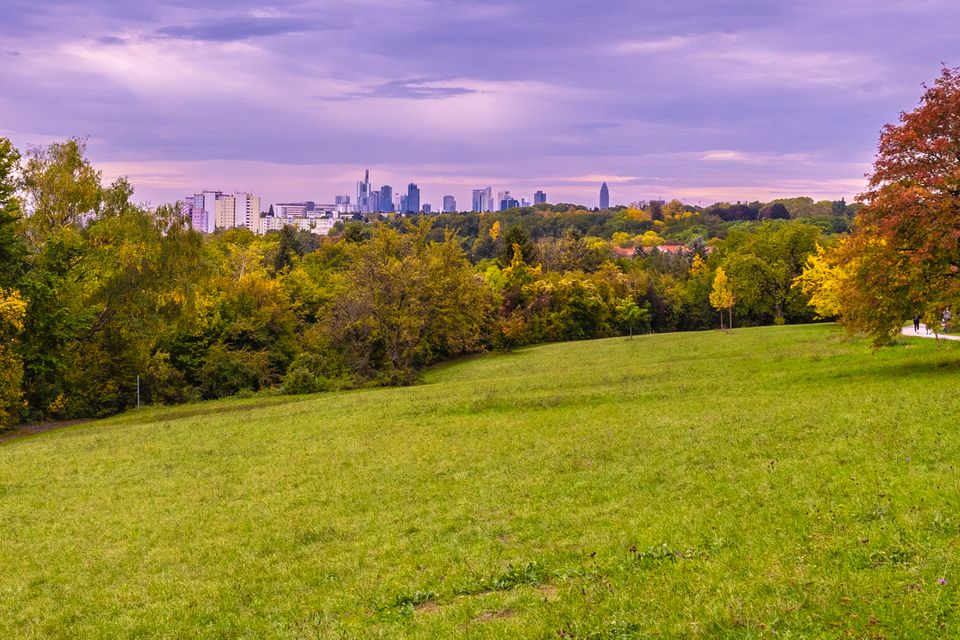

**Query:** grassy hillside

left=2, top=324, right=960, bottom=638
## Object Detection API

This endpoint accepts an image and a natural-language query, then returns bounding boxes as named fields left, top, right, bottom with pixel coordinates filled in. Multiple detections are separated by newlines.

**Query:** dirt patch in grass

left=473, top=608, right=516, bottom=623
left=538, top=585, right=559, bottom=600
left=413, top=601, right=442, bottom=615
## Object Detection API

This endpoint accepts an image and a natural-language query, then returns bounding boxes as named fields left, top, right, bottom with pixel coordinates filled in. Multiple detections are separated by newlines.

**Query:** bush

left=198, top=345, right=273, bottom=399
left=282, top=366, right=320, bottom=395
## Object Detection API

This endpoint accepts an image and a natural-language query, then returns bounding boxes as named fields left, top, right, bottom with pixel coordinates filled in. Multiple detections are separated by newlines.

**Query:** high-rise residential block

left=534, top=190, right=547, bottom=205
left=442, top=195, right=456, bottom=213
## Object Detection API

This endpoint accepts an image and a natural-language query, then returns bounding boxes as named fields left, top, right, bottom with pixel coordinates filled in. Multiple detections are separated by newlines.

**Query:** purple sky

left=2, top=0, right=958, bottom=210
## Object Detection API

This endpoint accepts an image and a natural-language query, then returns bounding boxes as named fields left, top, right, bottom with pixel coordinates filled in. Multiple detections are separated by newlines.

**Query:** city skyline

left=3, top=2, right=960, bottom=207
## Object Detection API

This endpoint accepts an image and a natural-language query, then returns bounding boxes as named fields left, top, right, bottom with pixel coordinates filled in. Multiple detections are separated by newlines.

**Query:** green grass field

left=2, top=324, right=960, bottom=638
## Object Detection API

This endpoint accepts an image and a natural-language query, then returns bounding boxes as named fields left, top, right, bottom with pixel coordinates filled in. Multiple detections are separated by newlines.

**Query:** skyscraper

left=599, top=182, right=610, bottom=209
left=442, top=195, right=456, bottom=213
left=534, top=190, right=547, bottom=205
left=498, top=191, right=518, bottom=211
left=472, top=187, right=493, bottom=212
left=406, top=183, right=420, bottom=214
left=357, top=168, right=374, bottom=214
left=378, top=185, right=394, bottom=213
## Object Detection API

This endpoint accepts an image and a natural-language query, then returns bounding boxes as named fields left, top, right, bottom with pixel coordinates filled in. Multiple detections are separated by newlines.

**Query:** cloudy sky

left=1, top=0, right=957, bottom=209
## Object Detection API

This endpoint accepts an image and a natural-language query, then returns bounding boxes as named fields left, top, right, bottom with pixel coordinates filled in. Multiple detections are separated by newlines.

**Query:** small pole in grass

left=136, top=375, right=141, bottom=410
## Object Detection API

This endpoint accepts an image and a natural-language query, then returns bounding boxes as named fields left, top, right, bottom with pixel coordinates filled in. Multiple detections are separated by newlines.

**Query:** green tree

left=616, top=298, right=648, bottom=338
left=0, top=138, right=25, bottom=287
left=500, top=224, right=537, bottom=266
left=329, top=223, right=492, bottom=383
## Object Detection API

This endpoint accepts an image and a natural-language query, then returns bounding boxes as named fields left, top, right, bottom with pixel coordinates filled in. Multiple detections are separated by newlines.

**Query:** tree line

left=0, top=138, right=844, bottom=427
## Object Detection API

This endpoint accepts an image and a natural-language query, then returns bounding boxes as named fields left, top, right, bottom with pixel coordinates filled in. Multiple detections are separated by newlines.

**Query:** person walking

left=914, top=314, right=921, bottom=333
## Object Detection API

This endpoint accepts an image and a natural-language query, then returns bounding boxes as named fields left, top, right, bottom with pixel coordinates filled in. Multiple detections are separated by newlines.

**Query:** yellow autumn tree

left=690, top=254, right=709, bottom=277
left=709, top=267, right=735, bottom=330
left=0, top=288, right=27, bottom=427
left=793, top=243, right=849, bottom=319
left=489, top=220, right=501, bottom=241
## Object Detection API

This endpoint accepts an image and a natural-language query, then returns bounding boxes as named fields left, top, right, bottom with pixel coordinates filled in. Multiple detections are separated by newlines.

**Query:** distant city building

left=356, top=168, right=375, bottom=214
left=599, top=182, right=610, bottom=209
left=335, top=195, right=354, bottom=214
left=422, top=203, right=432, bottom=214
left=534, top=190, right=547, bottom=205
left=184, top=190, right=260, bottom=233
left=520, top=197, right=530, bottom=208
left=183, top=190, right=223, bottom=233
left=405, top=183, right=420, bottom=214
left=442, top=195, right=456, bottom=213
left=257, top=200, right=338, bottom=237
left=400, top=195, right=409, bottom=213
left=378, top=185, right=394, bottom=213
left=472, top=187, right=493, bottom=212
left=498, top=191, right=518, bottom=211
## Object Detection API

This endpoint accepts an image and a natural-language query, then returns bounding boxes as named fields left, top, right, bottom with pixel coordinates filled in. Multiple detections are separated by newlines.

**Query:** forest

left=0, top=138, right=854, bottom=426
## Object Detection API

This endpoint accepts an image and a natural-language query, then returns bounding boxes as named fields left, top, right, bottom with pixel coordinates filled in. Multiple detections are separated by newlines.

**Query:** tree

left=823, top=67, right=960, bottom=344
left=328, top=223, right=492, bottom=383
left=0, top=138, right=25, bottom=287
left=761, top=203, right=790, bottom=220
left=616, top=298, right=647, bottom=338
left=21, top=138, right=101, bottom=249
left=500, top=224, right=536, bottom=266
left=0, top=288, right=27, bottom=427
left=710, top=267, right=735, bottom=330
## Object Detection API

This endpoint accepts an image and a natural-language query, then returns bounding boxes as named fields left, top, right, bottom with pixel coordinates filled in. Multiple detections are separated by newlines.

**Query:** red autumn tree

left=826, top=66, right=960, bottom=344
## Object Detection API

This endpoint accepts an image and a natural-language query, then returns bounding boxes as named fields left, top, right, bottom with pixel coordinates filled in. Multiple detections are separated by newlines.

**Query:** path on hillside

left=0, top=419, right=89, bottom=444
left=901, top=324, right=960, bottom=341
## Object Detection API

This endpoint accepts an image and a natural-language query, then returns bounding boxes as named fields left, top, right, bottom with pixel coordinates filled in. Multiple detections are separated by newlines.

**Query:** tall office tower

left=357, top=168, right=374, bottom=214
left=500, top=196, right=519, bottom=211
left=400, top=195, right=409, bottom=214
left=379, top=185, right=394, bottom=212
left=534, top=190, right=547, bottom=205
left=442, top=195, right=456, bottom=213
left=599, top=182, right=610, bottom=209
left=471, top=189, right=485, bottom=212
left=498, top=190, right=519, bottom=211
left=472, top=186, right=493, bottom=212
left=406, top=183, right=420, bottom=214
left=422, top=203, right=432, bottom=214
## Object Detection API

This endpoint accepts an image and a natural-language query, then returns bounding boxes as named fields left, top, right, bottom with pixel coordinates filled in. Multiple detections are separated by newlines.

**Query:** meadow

left=1, top=324, right=959, bottom=638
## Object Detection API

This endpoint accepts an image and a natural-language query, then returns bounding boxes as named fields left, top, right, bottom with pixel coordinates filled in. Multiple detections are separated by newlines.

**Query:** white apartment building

left=184, top=191, right=261, bottom=234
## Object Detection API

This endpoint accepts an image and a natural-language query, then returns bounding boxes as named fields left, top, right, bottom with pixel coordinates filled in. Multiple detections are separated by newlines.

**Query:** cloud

left=343, top=77, right=479, bottom=100
left=612, top=36, right=695, bottom=54
left=155, top=15, right=346, bottom=42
